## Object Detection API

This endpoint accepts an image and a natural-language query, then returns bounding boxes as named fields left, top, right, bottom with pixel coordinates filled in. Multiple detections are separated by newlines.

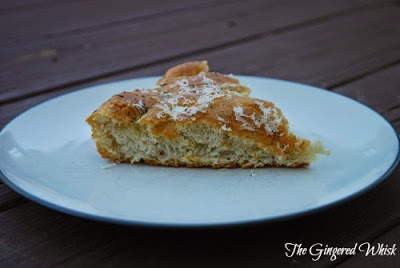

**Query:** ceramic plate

left=0, top=77, right=399, bottom=227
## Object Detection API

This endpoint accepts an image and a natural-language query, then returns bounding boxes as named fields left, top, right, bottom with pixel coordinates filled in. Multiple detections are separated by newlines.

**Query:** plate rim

left=0, top=76, right=399, bottom=228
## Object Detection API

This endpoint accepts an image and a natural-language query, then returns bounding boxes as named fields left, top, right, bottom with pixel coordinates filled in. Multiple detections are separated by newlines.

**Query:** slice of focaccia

left=86, top=61, right=328, bottom=168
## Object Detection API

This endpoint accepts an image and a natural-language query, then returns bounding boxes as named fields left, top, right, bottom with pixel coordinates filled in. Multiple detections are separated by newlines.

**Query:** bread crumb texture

left=86, top=61, right=329, bottom=168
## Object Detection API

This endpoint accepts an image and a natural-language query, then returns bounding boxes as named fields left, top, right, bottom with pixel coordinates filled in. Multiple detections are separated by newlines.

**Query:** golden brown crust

left=157, top=61, right=209, bottom=85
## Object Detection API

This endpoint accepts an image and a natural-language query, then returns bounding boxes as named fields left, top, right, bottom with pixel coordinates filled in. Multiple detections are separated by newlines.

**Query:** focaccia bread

left=86, top=61, right=328, bottom=168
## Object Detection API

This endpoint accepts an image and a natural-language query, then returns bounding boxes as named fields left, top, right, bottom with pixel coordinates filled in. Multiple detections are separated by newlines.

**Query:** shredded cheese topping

left=154, top=72, right=226, bottom=120
left=277, top=143, right=289, bottom=152
left=221, top=124, right=232, bottom=131
left=132, top=100, right=145, bottom=111
left=255, top=101, right=282, bottom=135
left=149, top=72, right=282, bottom=136
left=233, top=102, right=282, bottom=135
left=233, top=106, right=256, bottom=131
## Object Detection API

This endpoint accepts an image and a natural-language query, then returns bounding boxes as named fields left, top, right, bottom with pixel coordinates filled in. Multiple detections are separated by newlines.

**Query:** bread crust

left=143, top=159, right=309, bottom=168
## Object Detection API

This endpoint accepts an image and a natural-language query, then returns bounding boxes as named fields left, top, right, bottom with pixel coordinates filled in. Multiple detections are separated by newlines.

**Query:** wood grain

left=0, top=185, right=25, bottom=212
left=2, top=5, right=400, bottom=130
left=0, top=0, right=217, bottom=42
left=334, top=63, right=400, bottom=131
left=339, top=220, right=400, bottom=267
left=0, top=1, right=399, bottom=267
left=0, top=0, right=83, bottom=13
left=0, top=0, right=390, bottom=104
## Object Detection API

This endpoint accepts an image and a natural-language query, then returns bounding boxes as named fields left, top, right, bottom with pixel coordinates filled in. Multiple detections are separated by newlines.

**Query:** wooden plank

left=334, top=64, right=400, bottom=114
left=1, top=6, right=400, bottom=129
left=0, top=0, right=78, bottom=12
left=0, top=0, right=390, bottom=104
left=0, top=203, right=114, bottom=267
left=0, top=0, right=217, bottom=43
left=338, top=221, right=400, bottom=267
left=0, top=184, right=26, bottom=212
left=334, top=63, right=400, bottom=131
left=165, top=5, right=400, bottom=89
left=4, top=53, right=399, bottom=134
left=1, top=3, right=399, bottom=266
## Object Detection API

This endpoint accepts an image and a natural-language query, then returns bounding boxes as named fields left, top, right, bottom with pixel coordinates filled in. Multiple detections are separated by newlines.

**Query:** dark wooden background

left=1, top=0, right=400, bottom=267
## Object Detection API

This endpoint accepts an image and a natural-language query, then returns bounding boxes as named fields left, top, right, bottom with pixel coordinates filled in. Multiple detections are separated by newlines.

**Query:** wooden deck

left=0, top=0, right=399, bottom=266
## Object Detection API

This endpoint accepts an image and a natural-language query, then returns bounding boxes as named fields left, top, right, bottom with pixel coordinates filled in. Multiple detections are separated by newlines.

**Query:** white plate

left=0, top=76, right=399, bottom=227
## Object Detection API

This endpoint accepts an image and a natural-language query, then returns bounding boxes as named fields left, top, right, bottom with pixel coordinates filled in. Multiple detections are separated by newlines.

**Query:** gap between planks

left=43, top=0, right=235, bottom=38
left=327, top=59, right=400, bottom=89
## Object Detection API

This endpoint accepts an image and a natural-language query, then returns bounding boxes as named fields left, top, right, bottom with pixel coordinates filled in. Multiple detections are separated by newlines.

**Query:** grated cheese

left=132, top=100, right=145, bottom=111
left=138, top=72, right=282, bottom=135
left=154, top=72, right=225, bottom=121
left=216, top=115, right=226, bottom=122
left=221, top=124, right=232, bottom=131
left=233, top=106, right=255, bottom=131
left=101, top=163, right=118, bottom=169
left=255, top=101, right=282, bottom=135
left=277, top=143, right=289, bottom=152
left=294, top=140, right=302, bottom=151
